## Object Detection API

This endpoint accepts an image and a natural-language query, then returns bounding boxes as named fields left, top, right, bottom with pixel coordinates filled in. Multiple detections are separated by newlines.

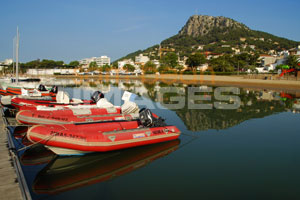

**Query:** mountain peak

left=179, top=15, right=249, bottom=37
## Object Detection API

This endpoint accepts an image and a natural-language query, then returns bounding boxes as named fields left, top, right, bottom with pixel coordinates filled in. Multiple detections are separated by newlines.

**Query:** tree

left=123, top=64, right=135, bottom=72
left=101, top=64, right=111, bottom=72
left=286, top=55, right=299, bottom=68
left=160, top=52, right=178, bottom=68
left=143, top=61, right=157, bottom=73
left=89, top=61, right=98, bottom=71
left=157, top=64, right=169, bottom=73
left=55, top=61, right=64, bottom=67
left=69, top=61, right=79, bottom=67
left=186, top=53, right=206, bottom=70
left=176, top=65, right=184, bottom=72
left=209, top=56, right=234, bottom=72
left=112, top=62, right=118, bottom=69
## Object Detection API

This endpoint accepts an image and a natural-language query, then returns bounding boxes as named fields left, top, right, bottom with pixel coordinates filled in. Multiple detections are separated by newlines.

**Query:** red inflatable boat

left=5, top=85, right=57, bottom=96
left=11, top=90, right=98, bottom=110
left=16, top=107, right=141, bottom=125
left=0, top=88, right=8, bottom=96
left=16, top=100, right=143, bottom=125
left=11, top=97, right=94, bottom=110
left=27, top=109, right=181, bottom=155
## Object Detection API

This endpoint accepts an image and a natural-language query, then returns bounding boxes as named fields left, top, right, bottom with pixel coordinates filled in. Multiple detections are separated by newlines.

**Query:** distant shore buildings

left=0, top=59, right=13, bottom=71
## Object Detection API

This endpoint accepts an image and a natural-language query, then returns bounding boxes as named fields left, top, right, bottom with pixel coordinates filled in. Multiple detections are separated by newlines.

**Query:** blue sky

left=0, top=0, right=299, bottom=63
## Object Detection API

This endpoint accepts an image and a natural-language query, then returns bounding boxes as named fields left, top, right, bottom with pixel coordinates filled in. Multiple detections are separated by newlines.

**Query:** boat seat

left=96, top=98, right=114, bottom=108
left=56, top=91, right=70, bottom=104
left=121, top=101, right=139, bottom=114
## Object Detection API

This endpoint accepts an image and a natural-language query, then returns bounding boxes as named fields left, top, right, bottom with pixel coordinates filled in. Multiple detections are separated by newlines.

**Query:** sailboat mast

left=15, top=27, right=19, bottom=84
left=12, top=37, right=15, bottom=76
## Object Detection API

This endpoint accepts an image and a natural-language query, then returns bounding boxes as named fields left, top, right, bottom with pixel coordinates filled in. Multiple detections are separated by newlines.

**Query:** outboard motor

left=91, top=91, right=104, bottom=103
left=38, top=84, right=47, bottom=92
left=139, top=108, right=166, bottom=127
left=50, top=85, right=58, bottom=94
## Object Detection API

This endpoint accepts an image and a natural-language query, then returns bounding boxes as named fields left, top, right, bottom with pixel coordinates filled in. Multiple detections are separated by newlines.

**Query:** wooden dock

left=0, top=108, right=28, bottom=200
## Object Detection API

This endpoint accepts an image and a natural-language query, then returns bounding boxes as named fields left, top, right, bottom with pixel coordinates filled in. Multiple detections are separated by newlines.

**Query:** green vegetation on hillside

left=161, top=26, right=299, bottom=56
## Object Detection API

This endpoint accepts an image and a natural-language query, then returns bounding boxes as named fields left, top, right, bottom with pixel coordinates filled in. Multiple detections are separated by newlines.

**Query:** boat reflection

left=33, top=139, right=180, bottom=195
left=20, top=144, right=56, bottom=166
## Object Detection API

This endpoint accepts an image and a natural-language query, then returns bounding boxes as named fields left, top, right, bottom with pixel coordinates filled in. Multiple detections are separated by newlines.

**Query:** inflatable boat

left=16, top=100, right=140, bottom=125
left=27, top=109, right=181, bottom=155
left=0, top=88, right=8, bottom=96
left=5, top=84, right=56, bottom=96
left=10, top=90, right=98, bottom=110
left=1, top=85, right=58, bottom=108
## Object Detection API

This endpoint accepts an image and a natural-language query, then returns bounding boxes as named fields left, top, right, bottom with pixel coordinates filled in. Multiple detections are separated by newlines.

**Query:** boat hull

left=11, top=97, right=93, bottom=110
left=27, top=122, right=181, bottom=154
left=16, top=108, right=139, bottom=125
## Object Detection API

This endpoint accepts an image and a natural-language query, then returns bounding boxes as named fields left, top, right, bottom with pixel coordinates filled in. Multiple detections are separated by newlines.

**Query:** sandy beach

left=142, top=74, right=300, bottom=90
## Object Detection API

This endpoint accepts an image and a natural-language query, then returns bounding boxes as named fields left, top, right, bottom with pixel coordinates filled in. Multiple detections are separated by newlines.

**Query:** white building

left=0, top=59, right=13, bottom=65
left=27, top=68, right=79, bottom=75
left=118, top=59, right=135, bottom=70
left=197, top=63, right=209, bottom=72
left=259, top=55, right=277, bottom=67
left=0, top=59, right=13, bottom=71
left=95, top=56, right=110, bottom=66
left=135, top=54, right=149, bottom=65
left=79, top=56, right=111, bottom=67
left=79, top=57, right=96, bottom=65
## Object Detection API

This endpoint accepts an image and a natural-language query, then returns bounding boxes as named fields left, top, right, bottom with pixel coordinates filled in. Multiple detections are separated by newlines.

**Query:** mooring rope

left=16, top=132, right=58, bottom=152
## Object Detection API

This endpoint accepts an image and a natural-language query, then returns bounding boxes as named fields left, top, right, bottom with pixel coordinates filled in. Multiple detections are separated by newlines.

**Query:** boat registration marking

left=133, top=133, right=145, bottom=139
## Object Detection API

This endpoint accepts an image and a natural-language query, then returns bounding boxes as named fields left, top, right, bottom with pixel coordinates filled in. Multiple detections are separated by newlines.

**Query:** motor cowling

left=139, top=108, right=166, bottom=127
left=50, top=86, right=58, bottom=94
left=38, top=84, right=47, bottom=92
left=91, top=91, right=104, bottom=103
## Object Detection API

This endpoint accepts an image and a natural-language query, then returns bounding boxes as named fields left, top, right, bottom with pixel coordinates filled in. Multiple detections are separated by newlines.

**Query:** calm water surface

left=10, top=79, right=300, bottom=200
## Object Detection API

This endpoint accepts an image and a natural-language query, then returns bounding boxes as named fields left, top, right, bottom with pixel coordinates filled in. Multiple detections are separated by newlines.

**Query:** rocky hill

left=115, top=15, right=299, bottom=62
left=178, top=15, right=249, bottom=37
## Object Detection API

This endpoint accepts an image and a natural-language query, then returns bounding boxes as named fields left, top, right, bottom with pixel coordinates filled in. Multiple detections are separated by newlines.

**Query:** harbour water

left=6, top=78, right=300, bottom=200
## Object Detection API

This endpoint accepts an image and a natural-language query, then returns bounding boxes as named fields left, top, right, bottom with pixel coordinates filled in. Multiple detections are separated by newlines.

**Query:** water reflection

left=57, top=78, right=300, bottom=131
left=21, top=144, right=56, bottom=166
left=32, top=139, right=180, bottom=195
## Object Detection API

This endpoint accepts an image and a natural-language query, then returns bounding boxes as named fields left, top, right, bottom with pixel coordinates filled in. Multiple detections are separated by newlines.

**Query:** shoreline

left=51, top=74, right=300, bottom=91
left=2, top=74, right=299, bottom=91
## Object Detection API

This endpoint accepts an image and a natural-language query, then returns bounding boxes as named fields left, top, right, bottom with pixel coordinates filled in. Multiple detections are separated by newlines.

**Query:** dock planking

left=0, top=108, right=23, bottom=200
